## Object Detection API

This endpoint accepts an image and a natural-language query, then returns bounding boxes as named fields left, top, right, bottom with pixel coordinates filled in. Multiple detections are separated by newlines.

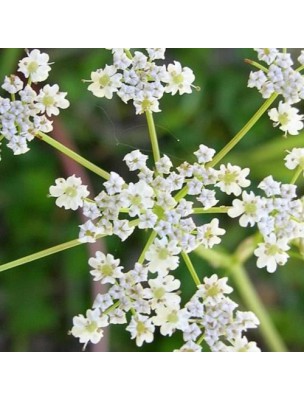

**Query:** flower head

left=49, top=175, right=89, bottom=210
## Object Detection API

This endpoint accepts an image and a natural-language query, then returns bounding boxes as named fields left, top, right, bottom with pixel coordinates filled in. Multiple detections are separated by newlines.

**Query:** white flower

left=143, top=275, right=181, bottom=310
left=78, top=220, right=106, bottom=243
left=254, top=48, right=279, bottom=65
left=254, top=234, right=290, bottom=273
left=197, top=188, right=218, bottom=209
left=194, top=144, right=216, bottom=164
left=258, top=175, right=281, bottom=197
left=6, top=135, right=29, bottom=155
left=1, top=75, right=23, bottom=94
left=198, top=274, right=233, bottom=303
left=49, top=175, right=89, bottom=210
left=88, top=65, right=122, bottom=99
left=268, top=101, right=304, bottom=136
left=152, top=305, right=190, bottom=336
left=126, top=314, right=155, bottom=347
left=298, top=50, right=304, bottom=66
left=123, top=149, right=148, bottom=171
left=146, top=48, right=166, bottom=60
left=146, top=237, right=181, bottom=275
left=155, top=155, right=172, bottom=174
left=18, top=49, right=51, bottom=82
left=285, top=148, right=304, bottom=170
left=223, top=337, right=261, bottom=352
left=216, top=163, right=250, bottom=196
left=175, top=341, right=202, bottom=352
left=71, top=308, right=108, bottom=347
left=228, top=191, right=265, bottom=227
left=93, top=293, right=113, bottom=311
left=197, top=219, right=225, bottom=248
left=36, top=84, right=69, bottom=117
left=133, top=94, right=160, bottom=114
left=247, top=71, right=267, bottom=90
left=113, top=219, right=134, bottom=241
left=164, top=61, right=195, bottom=95
left=104, top=172, right=125, bottom=195
left=89, top=251, right=123, bottom=284
left=125, top=180, right=154, bottom=217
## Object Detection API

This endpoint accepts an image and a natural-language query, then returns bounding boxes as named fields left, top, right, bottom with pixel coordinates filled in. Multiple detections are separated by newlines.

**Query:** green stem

left=244, top=59, right=269, bottom=73
left=290, top=166, right=302, bottom=184
left=207, top=93, right=279, bottom=168
left=138, top=230, right=157, bottom=264
left=196, top=334, right=204, bottom=345
left=103, top=300, right=120, bottom=315
left=174, top=185, right=188, bottom=202
left=192, top=206, right=230, bottom=214
left=181, top=251, right=201, bottom=286
left=231, top=265, right=287, bottom=352
left=35, top=131, right=111, bottom=180
left=0, top=237, right=91, bottom=273
left=145, top=111, right=161, bottom=164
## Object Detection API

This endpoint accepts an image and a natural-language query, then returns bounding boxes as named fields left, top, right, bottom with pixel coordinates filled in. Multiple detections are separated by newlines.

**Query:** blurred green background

left=0, top=49, right=303, bottom=352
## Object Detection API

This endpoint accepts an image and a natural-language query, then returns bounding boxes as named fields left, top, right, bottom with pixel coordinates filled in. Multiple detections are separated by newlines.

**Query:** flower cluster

left=49, top=143, right=261, bottom=351
left=86, top=48, right=196, bottom=114
left=228, top=176, right=304, bottom=272
left=248, top=48, right=304, bottom=135
left=0, top=49, right=69, bottom=158
left=49, top=145, right=251, bottom=252
left=71, top=250, right=260, bottom=352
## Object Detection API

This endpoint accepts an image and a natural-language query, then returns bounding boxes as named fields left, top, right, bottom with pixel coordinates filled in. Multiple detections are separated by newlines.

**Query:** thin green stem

left=289, top=250, right=304, bottom=261
left=207, top=93, right=279, bottom=168
left=138, top=230, right=157, bottom=264
left=174, top=185, right=188, bottom=202
left=196, top=334, right=204, bottom=346
left=181, top=251, right=201, bottom=286
left=296, top=65, right=304, bottom=73
left=290, top=166, right=303, bottom=185
left=244, top=59, right=269, bottom=73
left=35, top=131, right=111, bottom=180
left=231, top=265, right=287, bottom=352
left=103, top=300, right=120, bottom=315
left=192, top=206, right=230, bottom=214
left=0, top=237, right=93, bottom=273
left=145, top=111, right=161, bottom=164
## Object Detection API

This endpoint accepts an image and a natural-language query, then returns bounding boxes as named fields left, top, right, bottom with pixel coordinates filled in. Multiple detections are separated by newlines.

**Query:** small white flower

left=18, top=49, right=51, bottom=82
left=258, top=175, right=281, bottom=197
left=71, top=308, right=108, bottom=347
left=113, top=219, right=134, bottom=241
left=197, top=188, right=218, bottom=209
left=194, top=144, right=216, bottom=164
left=216, top=163, right=250, bottom=196
left=143, top=275, right=181, bottom=310
left=175, top=341, right=202, bottom=352
left=123, top=149, right=148, bottom=171
left=1, top=75, right=23, bottom=94
left=254, top=234, right=290, bottom=273
left=224, top=337, right=261, bottom=352
left=93, top=293, right=113, bottom=311
left=78, top=220, right=106, bottom=243
left=146, top=237, right=181, bottom=275
left=197, top=219, right=225, bottom=248
left=228, top=191, right=265, bottom=227
left=155, top=155, right=172, bottom=174
left=247, top=71, right=267, bottom=90
left=152, top=305, right=190, bottom=336
left=126, top=314, right=155, bottom=347
left=89, top=251, right=123, bottom=284
left=133, top=94, right=160, bottom=114
left=268, top=101, right=304, bottom=136
left=88, top=65, right=122, bottom=99
left=298, top=50, right=304, bottom=66
left=49, top=175, right=89, bottom=210
left=254, top=48, right=279, bottom=65
left=198, top=274, right=233, bottom=303
left=164, top=61, right=195, bottom=95
left=104, top=172, right=125, bottom=195
left=285, top=148, right=304, bottom=170
left=146, top=48, right=166, bottom=60
left=36, top=84, right=69, bottom=117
